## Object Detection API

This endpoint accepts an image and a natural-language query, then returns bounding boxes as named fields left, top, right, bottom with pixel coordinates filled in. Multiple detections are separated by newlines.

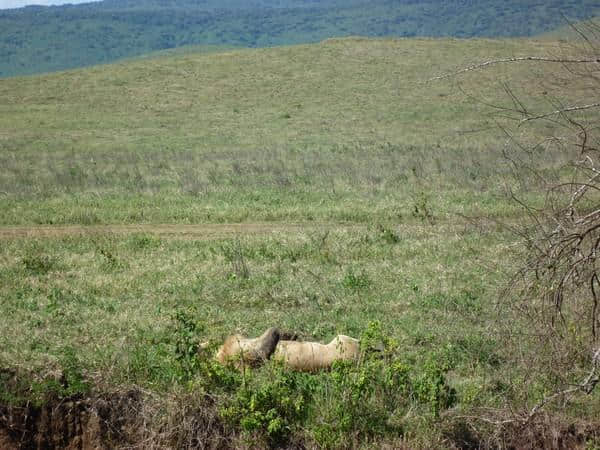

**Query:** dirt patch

left=0, top=366, right=241, bottom=450
left=0, top=391, right=142, bottom=450
left=445, top=414, right=600, bottom=450
left=0, top=387, right=308, bottom=449
left=500, top=418, right=600, bottom=450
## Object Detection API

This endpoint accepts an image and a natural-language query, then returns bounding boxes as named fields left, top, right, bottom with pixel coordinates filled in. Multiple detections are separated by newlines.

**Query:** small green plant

left=171, top=310, right=241, bottom=390
left=222, top=240, right=250, bottom=280
left=22, top=253, right=56, bottom=275
left=128, top=233, right=161, bottom=250
left=376, top=223, right=400, bottom=244
left=58, top=346, right=91, bottom=396
left=30, top=347, right=91, bottom=403
left=0, top=370, right=31, bottom=406
left=173, top=310, right=205, bottom=381
left=412, top=191, right=435, bottom=225
left=412, top=355, right=456, bottom=418
left=342, top=268, right=371, bottom=291
left=97, top=246, right=125, bottom=270
left=586, top=438, right=600, bottom=450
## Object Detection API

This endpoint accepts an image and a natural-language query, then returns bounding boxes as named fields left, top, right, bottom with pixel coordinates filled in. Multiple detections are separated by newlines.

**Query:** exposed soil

left=0, top=388, right=243, bottom=449
left=445, top=414, right=600, bottom=450
left=0, top=391, right=142, bottom=450
left=500, top=418, right=600, bottom=450
left=0, top=368, right=244, bottom=450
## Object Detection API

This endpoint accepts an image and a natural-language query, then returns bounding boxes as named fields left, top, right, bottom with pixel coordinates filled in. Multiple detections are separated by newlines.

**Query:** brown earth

left=0, top=391, right=142, bottom=450
left=0, top=389, right=242, bottom=450
left=445, top=414, right=600, bottom=450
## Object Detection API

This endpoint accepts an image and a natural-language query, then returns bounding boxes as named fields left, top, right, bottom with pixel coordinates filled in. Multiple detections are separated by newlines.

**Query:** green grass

left=0, top=224, right=509, bottom=445
left=0, top=225, right=501, bottom=371
left=0, top=37, right=581, bottom=225
left=1, top=36, right=599, bottom=447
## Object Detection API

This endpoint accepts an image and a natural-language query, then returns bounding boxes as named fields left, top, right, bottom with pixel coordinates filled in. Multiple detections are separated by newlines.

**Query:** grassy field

left=0, top=37, right=578, bottom=226
left=1, top=36, right=599, bottom=448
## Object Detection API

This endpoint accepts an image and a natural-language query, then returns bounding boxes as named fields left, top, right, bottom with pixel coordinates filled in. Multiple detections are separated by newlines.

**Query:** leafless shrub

left=496, top=19, right=600, bottom=390
left=432, top=17, right=600, bottom=430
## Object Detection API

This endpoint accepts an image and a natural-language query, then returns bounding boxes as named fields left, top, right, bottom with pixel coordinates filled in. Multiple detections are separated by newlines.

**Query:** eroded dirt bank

left=0, top=367, right=236, bottom=450
left=0, top=391, right=144, bottom=450
left=2, top=392, right=599, bottom=449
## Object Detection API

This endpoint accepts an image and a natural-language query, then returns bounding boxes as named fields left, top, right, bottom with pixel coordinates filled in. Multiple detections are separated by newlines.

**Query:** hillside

left=0, top=36, right=580, bottom=226
left=1, top=0, right=599, bottom=77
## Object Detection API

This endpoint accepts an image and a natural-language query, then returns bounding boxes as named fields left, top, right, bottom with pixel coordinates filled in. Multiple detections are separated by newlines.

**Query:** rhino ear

left=279, top=329, right=299, bottom=341
left=271, top=327, right=281, bottom=341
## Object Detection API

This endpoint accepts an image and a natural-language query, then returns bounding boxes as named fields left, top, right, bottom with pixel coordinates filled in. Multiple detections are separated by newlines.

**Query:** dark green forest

left=1, top=0, right=598, bottom=77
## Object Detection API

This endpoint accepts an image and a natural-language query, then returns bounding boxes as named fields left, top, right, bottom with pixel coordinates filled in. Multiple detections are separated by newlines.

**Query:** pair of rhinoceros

left=215, top=327, right=360, bottom=372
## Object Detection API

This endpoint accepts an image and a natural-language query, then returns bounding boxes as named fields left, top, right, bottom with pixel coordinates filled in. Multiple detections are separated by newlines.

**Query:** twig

left=459, top=348, right=600, bottom=428
left=427, top=56, right=600, bottom=82
left=519, top=103, right=600, bottom=125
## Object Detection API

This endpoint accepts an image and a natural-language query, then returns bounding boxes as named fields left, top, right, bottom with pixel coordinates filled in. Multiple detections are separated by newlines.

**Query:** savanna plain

left=1, top=35, right=599, bottom=448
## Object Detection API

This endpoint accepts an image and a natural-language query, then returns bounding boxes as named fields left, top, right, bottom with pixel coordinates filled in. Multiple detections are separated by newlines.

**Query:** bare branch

left=442, top=22, right=600, bottom=437
left=519, top=103, right=600, bottom=125
left=427, top=56, right=600, bottom=82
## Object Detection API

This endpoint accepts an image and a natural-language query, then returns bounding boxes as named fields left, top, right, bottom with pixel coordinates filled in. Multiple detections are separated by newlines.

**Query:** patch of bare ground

left=0, top=391, right=142, bottom=450
left=444, top=414, right=600, bottom=450
left=0, top=390, right=243, bottom=450
left=0, top=368, right=235, bottom=450
left=0, top=392, right=311, bottom=450
left=0, top=369, right=288, bottom=450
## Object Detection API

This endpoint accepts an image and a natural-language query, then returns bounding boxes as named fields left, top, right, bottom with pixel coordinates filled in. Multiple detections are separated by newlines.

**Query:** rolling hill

left=0, top=34, right=588, bottom=225
left=1, top=0, right=599, bottom=77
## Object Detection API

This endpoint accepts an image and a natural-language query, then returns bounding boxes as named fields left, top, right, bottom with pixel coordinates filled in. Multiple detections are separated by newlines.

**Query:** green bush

left=312, top=322, right=456, bottom=447
left=173, top=310, right=204, bottom=381
left=412, top=356, right=456, bottom=418
left=172, top=310, right=241, bottom=390
left=221, top=363, right=316, bottom=446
